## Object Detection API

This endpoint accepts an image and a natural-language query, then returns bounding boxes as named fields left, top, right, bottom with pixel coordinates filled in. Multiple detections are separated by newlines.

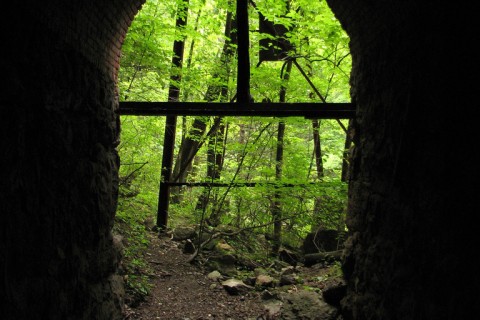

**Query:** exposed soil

left=123, top=232, right=266, bottom=320
left=123, top=231, right=343, bottom=320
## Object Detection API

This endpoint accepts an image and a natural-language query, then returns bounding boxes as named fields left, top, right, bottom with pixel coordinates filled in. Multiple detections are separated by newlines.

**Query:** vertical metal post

left=236, top=0, right=250, bottom=104
left=157, top=116, right=177, bottom=230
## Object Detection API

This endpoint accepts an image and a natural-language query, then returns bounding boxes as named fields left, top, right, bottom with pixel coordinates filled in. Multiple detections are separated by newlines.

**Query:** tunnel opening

left=2, top=1, right=476, bottom=319
left=115, top=0, right=353, bottom=314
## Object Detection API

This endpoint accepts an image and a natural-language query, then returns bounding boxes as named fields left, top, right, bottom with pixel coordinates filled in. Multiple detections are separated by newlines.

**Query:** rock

left=322, top=281, right=347, bottom=308
left=207, top=251, right=238, bottom=277
left=172, top=226, right=196, bottom=241
left=215, top=240, right=235, bottom=253
left=263, top=299, right=283, bottom=318
left=279, top=274, right=297, bottom=286
left=221, top=279, right=253, bottom=295
left=207, top=270, right=223, bottom=282
left=279, top=290, right=338, bottom=320
left=280, top=266, right=295, bottom=276
left=255, top=274, right=275, bottom=288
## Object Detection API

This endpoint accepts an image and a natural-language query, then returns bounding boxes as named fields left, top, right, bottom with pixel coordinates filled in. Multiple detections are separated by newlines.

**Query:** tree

left=171, top=5, right=236, bottom=203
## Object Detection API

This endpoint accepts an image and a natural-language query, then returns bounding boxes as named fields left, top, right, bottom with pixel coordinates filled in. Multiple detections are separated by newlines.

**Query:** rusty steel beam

left=118, top=101, right=356, bottom=119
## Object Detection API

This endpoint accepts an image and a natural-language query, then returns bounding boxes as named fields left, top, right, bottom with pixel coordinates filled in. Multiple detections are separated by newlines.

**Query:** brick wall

left=327, top=1, right=478, bottom=319
left=0, top=1, right=144, bottom=319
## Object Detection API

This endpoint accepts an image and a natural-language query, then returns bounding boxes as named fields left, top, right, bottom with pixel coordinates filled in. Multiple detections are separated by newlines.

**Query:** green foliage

left=114, top=197, right=154, bottom=301
left=115, top=0, right=351, bottom=294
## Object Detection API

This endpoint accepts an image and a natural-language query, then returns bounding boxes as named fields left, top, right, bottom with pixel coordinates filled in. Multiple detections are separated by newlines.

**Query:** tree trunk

left=201, top=119, right=226, bottom=226
left=312, top=118, right=324, bottom=223
left=271, top=60, right=292, bottom=255
left=157, top=0, right=189, bottom=229
left=305, top=51, right=326, bottom=230
left=271, top=120, right=285, bottom=255
left=312, top=119, right=324, bottom=179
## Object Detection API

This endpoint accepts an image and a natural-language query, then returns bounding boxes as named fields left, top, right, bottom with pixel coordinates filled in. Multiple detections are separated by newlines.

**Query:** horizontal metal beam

left=165, top=181, right=339, bottom=187
left=118, top=101, right=355, bottom=119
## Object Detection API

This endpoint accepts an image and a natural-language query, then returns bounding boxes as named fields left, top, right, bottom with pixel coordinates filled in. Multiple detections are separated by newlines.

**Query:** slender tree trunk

left=312, top=119, right=324, bottom=225
left=271, top=60, right=292, bottom=255
left=271, top=120, right=285, bottom=254
left=157, top=0, right=189, bottom=230
left=312, top=120, right=324, bottom=179
left=202, top=120, right=226, bottom=226
left=304, top=52, right=326, bottom=230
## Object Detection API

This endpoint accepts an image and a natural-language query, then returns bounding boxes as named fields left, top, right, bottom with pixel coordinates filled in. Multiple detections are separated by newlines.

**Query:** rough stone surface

left=172, top=226, right=197, bottom=241
left=255, top=274, right=276, bottom=288
left=222, top=279, right=254, bottom=295
left=207, top=270, right=223, bottom=282
left=326, top=1, right=478, bottom=319
left=279, top=290, right=338, bottom=320
left=0, top=1, right=143, bottom=319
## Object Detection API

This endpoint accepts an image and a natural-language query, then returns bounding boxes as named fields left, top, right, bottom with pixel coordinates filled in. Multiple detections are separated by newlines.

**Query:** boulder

left=322, top=280, right=347, bottom=308
left=255, top=274, right=275, bottom=288
left=278, top=290, right=338, bottom=320
left=207, top=270, right=223, bottom=282
left=172, top=226, right=196, bottom=241
left=221, top=278, right=253, bottom=295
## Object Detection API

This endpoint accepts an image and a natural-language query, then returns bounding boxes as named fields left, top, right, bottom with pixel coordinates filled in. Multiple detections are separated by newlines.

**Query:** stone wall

left=327, top=1, right=477, bottom=319
left=0, top=1, right=143, bottom=319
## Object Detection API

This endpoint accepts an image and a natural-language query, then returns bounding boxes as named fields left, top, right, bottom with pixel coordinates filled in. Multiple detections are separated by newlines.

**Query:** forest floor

left=122, top=231, right=343, bottom=320
left=122, top=231, right=266, bottom=319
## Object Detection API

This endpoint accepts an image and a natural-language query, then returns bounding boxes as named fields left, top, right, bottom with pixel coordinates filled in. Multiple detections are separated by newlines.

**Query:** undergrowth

left=113, top=195, right=154, bottom=306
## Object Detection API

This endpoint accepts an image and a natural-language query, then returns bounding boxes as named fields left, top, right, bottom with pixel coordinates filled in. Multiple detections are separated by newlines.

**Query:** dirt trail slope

left=124, top=233, right=265, bottom=320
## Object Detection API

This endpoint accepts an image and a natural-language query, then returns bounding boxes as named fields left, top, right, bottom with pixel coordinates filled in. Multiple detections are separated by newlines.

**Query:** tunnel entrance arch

left=2, top=1, right=476, bottom=319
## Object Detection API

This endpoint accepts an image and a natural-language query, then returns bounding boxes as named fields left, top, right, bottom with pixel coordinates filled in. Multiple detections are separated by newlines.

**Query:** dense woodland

left=115, top=0, right=351, bottom=298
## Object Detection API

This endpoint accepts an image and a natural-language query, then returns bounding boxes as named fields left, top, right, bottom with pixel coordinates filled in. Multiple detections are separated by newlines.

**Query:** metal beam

left=118, top=101, right=356, bottom=119
left=236, top=0, right=250, bottom=103
left=164, top=181, right=332, bottom=187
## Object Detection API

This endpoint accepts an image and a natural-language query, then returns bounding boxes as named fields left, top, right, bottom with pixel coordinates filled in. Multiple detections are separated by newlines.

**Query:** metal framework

left=119, top=0, right=355, bottom=230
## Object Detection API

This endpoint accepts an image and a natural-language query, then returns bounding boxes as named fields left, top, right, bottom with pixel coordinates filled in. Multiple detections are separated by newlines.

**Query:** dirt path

left=124, top=233, right=266, bottom=320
